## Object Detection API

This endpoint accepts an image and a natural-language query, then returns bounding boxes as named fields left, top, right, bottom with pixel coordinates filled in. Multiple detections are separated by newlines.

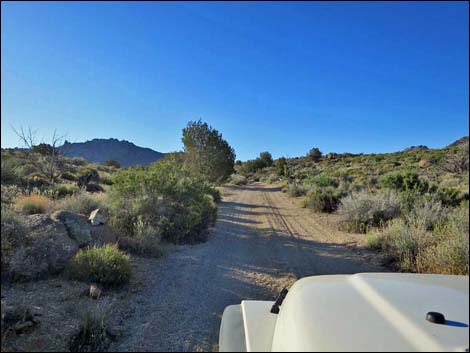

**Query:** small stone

left=89, top=283, right=102, bottom=299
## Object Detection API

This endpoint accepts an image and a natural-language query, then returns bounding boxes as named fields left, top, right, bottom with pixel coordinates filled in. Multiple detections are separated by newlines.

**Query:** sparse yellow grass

left=14, top=194, right=52, bottom=215
left=367, top=206, right=469, bottom=275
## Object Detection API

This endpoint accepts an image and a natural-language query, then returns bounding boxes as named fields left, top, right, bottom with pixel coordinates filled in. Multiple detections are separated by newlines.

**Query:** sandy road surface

left=110, top=183, right=385, bottom=352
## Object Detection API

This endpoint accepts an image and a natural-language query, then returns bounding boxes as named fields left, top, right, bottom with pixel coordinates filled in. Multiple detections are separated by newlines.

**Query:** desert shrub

left=302, top=186, right=345, bottom=213
left=337, top=190, right=401, bottom=232
left=78, top=167, right=100, bottom=179
left=61, top=171, right=77, bottom=181
left=367, top=206, right=468, bottom=275
left=1, top=184, right=22, bottom=205
left=70, top=157, right=88, bottom=166
left=380, top=171, right=428, bottom=193
left=118, top=217, right=162, bottom=257
left=103, top=159, right=121, bottom=169
left=18, top=163, right=37, bottom=177
left=229, top=174, right=247, bottom=185
left=205, top=186, right=221, bottom=203
left=14, top=194, right=52, bottom=214
left=66, top=244, right=131, bottom=286
left=100, top=175, right=114, bottom=186
left=1, top=159, right=20, bottom=184
left=434, top=187, right=462, bottom=207
left=52, top=183, right=80, bottom=198
left=305, top=173, right=338, bottom=188
left=53, top=191, right=106, bottom=215
left=367, top=219, right=430, bottom=271
left=70, top=303, right=110, bottom=352
left=267, top=174, right=280, bottom=183
left=25, top=174, right=51, bottom=189
left=422, top=207, right=469, bottom=275
left=398, top=189, right=422, bottom=214
left=1, top=206, right=27, bottom=278
left=287, top=183, right=309, bottom=197
left=275, top=157, right=288, bottom=176
left=109, top=154, right=218, bottom=244
left=405, top=197, right=448, bottom=231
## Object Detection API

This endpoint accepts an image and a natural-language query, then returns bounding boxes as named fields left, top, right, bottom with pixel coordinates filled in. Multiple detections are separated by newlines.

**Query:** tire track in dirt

left=110, top=183, right=384, bottom=352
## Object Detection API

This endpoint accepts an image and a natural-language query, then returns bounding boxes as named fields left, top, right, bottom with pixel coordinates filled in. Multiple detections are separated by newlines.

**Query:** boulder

left=85, top=183, right=104, bottom=193
left=51, top=211, right=92, bottom=246
left=89, top=208, right=109, bottom=226
left=52, top=210, right=118, bottom=247
left=6, top=215, right=79, bottom=281
left=89, top=224, right=118, bottom=246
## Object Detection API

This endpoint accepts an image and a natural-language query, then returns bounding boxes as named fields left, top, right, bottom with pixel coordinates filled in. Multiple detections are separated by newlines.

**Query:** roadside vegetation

left=236, top=139, right=469, bottom=275
left=1, top=121, right=234, bottom=351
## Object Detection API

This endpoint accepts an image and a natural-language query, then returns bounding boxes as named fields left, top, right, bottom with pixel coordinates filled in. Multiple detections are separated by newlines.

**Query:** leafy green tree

left=276, top=157, right=288, bottom=176
left=182, top=120, right=235, bottom=183
left=308, top=147, right=323, bottom=162
left=259, top=151, right=273, bottom=167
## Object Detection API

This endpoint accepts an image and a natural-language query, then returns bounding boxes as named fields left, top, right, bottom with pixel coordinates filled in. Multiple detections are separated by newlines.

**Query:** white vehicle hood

left=270, top=273, right=469, bottom=352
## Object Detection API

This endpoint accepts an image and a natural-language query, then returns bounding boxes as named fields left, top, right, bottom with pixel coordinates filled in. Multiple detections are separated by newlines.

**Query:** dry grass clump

left=14, top=194, right=52, bottom=215
left=367, top=206, right=469, bottom=275
left=53, top=191, right=107, bottom=215
left=337, top=190, right=401, bottom=233
left=70, top=301, right=111, bottom=352
left=229, top=174, right=247, bottom=185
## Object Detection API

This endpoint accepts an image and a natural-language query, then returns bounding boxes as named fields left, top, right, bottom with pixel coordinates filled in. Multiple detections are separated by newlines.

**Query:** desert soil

left=110, top=182, right=386, bottom=352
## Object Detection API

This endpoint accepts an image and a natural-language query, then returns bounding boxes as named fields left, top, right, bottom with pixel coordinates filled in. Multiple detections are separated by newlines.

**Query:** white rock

left=89, top=208, right=109, bottom=226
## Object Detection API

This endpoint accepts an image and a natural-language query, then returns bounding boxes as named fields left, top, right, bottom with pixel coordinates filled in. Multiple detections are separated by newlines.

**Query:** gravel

left=110, top=183, right=385, bottom=352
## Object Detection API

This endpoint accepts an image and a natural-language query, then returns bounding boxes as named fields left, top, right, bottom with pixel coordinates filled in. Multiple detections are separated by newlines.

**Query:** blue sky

left=1, top=1, right=468, bottom=161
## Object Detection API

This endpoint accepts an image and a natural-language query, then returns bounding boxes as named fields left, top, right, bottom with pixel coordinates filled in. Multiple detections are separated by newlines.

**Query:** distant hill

left=60, top=138, right=165, bottom=167
left=403, top=145, right=429, bottom=153
left=446, top=136, right=469, bottom=148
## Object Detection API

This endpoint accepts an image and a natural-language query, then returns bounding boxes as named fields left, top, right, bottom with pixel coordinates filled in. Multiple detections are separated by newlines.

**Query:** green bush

left=52, top=183, right=80, bottom=198
left=78, top=167, right=99, bottom=179
left=337, top=190, right=401, bottom=232
left=1, top=159, right=20, bottom=184
left=205, top=186, right=221, bottom=203
left=61, top=171, right=77, bottom=181
left=302, top=186, right=345, bottom=213
left=100, top=175, right=114, bottom=186
left=380, top=172, right=428, bottom=193
left=275, top=157, right=288, bottom=176
left=305, top=173, right=338, bottom=188
left=435, top=187, right=462, bottom=207
left=308, top=147, right=322, bottom=162
left=109, top=154, right=218, bottom=244
left=66, top=244, right=131, bottom=286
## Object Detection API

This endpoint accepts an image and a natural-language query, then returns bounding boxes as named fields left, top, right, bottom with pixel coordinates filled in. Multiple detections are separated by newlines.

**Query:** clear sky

left=1, top=1, right=468, bottom=161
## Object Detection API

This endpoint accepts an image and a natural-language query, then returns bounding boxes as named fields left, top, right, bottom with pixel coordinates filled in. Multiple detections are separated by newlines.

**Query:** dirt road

left=111, top=183, right=385, bottom=352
